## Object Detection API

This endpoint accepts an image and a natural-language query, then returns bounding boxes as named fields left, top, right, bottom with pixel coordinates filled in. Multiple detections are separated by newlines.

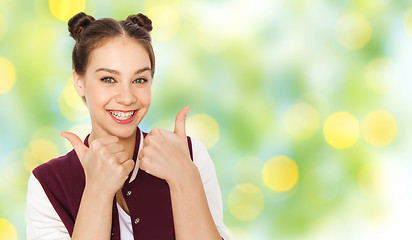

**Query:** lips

left=107, top=110, right=137, bottom=124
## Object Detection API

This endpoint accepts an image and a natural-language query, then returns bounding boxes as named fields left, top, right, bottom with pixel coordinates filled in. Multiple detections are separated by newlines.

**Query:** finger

left=105, top=143, right=125, bottom=154
left=91, top=136, right=119, bottom=146
left=122, top=159, right=135, bottom=174
left=113, top=151, right=129, bottom=163
left=60, top=131, right=88, bottom=161
left=174, top=106, right=190, bottom=137
left=138, top=148, right=144, bottom=160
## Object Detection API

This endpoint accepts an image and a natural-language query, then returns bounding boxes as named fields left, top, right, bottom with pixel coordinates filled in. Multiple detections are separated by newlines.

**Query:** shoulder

left=32, top=150, right=83, bottom=184
left=188, top=137, right=216, bottom=178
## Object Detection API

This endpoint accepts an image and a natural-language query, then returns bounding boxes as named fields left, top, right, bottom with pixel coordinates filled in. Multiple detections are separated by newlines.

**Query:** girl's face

left=73, top=37, right=152, bottom=140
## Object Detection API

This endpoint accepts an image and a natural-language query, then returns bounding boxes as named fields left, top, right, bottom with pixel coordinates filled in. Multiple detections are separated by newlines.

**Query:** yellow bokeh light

left=0, top=14, right=6, bottom=40
left=336, top=13, right=372, bottom=50
left=404, top=8, right=412, bottom=37
left=64, top=124, right=92, bottom=151
left=362, top=110, right=397, bottom=147
left=228, top=227, right=250, bottom=240
left=262, top=155, right=299, bottom=192
left=186, top=113, right=220, bottom=149
left=49, top=0, right=86, bottom=22
left=0, top=57, right=16, bottom=95
left=232, top=156, right=263, bottom=185
left=0, top=219, right=18, bottom=240
left=24, top=149, right=41, bottom=173
left=365, top=58, right=399, bottom=94
left=323, top=112, right=360, bottom=149
left=227, top=183, right=264, bottom=221
left=30, top=139, right=59, bottom=162
left=283, top=103, right=319, bottom=140
left=58, top=79, right=89, bottom=121
left=358, top=163, right=384, bottom=197
left=145, top=0, right=180, bottom=41
left=25, top=138, right=59, bottom=172
left=63, top=79, right=87, bottom=111
left=31, top=126, right=61, bottom=142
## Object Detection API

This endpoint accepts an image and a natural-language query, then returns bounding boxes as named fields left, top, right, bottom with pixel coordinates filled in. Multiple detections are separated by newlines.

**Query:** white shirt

left=26, top=133, right=230, bottom=240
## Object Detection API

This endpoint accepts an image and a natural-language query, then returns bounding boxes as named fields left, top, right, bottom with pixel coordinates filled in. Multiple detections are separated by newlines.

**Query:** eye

left=133, top=78, right=148, bottom=84
left=101, top=77, right=115, bottom=83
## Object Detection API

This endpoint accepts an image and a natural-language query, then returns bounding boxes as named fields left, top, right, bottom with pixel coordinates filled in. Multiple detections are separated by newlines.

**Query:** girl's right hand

left=60, top=132, right=135, bottom=196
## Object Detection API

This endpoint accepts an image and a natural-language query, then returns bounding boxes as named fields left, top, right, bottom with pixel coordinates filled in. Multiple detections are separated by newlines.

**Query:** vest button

left=134, top=218, right=140, bottom=224
left=126, top=190, right=132, bottom=196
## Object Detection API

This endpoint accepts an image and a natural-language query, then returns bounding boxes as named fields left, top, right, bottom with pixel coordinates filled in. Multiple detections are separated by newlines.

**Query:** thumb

left=60, top=131, right=88, bottom=161
left=174, top=106, right=190, bottom=137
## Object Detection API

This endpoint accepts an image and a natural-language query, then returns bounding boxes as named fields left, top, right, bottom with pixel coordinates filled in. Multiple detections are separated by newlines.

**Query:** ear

left=72, top=70, right=85, bottom=97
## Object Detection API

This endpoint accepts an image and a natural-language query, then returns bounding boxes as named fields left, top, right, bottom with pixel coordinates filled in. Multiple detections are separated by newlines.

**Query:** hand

left=138, top=106, right=196, bottom=183
left=61, top=132, right=135, bottom=196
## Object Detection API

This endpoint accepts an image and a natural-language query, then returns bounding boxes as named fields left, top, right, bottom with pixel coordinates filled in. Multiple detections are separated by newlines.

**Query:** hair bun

left=68, top=12, right=96, bottom=41
left=126, top=13, right=153, bottom=32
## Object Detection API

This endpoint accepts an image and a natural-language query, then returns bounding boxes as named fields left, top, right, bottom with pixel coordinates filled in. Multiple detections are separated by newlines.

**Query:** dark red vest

left=32, top=128, right=193, bottom=239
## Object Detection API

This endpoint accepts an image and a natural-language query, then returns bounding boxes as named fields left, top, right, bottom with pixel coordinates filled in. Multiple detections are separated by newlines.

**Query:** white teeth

left=109, top=111, right=135, bottom=120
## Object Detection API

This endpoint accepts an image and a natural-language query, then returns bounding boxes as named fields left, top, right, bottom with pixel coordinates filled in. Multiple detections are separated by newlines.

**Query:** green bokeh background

left=1, top=0, right=412, bottom=239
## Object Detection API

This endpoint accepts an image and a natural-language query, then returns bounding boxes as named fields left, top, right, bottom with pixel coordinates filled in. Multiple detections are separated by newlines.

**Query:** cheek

left=85, top=87, right=113, bottom=108
left=140, top=88, right=152, bottom=106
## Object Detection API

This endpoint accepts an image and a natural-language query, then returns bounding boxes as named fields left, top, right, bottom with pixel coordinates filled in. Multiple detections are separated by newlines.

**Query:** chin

left=109, top=126, right=137, bottom=140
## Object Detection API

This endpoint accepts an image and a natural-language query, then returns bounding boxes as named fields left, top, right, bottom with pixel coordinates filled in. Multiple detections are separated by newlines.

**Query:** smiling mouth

left=108, top=110, right=136, bottom=120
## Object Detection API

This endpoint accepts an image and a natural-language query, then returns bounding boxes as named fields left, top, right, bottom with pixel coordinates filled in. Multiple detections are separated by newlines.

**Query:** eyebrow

left=95, top=67, right=151, bottom=75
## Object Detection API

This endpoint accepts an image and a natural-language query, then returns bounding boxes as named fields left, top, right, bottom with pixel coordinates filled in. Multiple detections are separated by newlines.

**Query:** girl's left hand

left=138, top=106, right=197, bottom=184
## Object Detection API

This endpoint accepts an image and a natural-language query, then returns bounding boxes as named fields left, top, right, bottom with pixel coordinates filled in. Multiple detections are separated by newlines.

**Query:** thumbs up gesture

left=61, top=132, right=135, bottom=196
left=138, top=107, right=196, bottom=183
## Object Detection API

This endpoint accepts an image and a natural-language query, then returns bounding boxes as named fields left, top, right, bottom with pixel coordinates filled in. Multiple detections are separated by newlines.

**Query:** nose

left=115, top=84, right=137, bottom=105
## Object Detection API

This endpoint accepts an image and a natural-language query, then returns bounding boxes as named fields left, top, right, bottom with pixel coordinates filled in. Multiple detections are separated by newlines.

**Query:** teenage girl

left=26, top=12, right=230, bottom=240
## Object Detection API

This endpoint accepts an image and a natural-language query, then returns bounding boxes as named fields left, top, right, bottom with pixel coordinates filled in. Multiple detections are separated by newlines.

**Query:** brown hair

left=68, top=12, right=155, bottom=77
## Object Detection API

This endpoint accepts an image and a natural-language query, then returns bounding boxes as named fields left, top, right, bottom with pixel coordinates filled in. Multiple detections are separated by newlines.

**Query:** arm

left=70, top=186, right=114, bottom=240
left=191, top=138, right=231, bottom=239
left=26, top=173, right=70, bottom=240
left=61, top=132, right=135, bottom=240
left=138, top=107, right=224, bottom=240
left=168, top=164, right=222, bottom=240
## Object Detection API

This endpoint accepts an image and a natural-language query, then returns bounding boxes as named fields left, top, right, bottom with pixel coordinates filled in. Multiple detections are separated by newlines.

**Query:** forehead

left=87, top=37, right=151, bottom=73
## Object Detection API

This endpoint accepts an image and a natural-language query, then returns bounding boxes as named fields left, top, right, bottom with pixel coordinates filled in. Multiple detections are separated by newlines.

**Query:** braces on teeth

left=109, top=111, right=134, bottom=120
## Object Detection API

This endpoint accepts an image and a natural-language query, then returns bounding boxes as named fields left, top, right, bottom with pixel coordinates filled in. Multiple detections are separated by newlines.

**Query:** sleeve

left=191, top=137, right=231, bottom=240
left=26, top=173, right=71, bottom=240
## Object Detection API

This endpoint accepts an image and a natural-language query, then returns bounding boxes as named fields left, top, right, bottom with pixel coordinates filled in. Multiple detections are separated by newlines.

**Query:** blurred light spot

left=25, top=139, right=59, bottom=172
left=49, top=0, right=86, bottom=22
left=228, top=183, right=264, bottom=221
left=55, top=36, right=75, bottom=71
left=336, top=13, right=372, bottom=50
left=64, top=124, right=91, bottom=151
left=358, top=163, right=384, bottom=197
left=24, top=149, right=41, bottom=173
left=30, top=139, right=59, bottom=161
left=145, top=0, right=180, bottom=41
left=63, top=79, right=86, bottom=111
left=0, top=57, right=16, bottom=95
left=31, top=126, right=61, bottom=142
left=404, top=8, right=412, bottom=37
left=186, top=113, right=220, bottom=149
left=232, top=156, right=263, bottom=185
left=362, top=110, right=397, bottom=146
left=58, top=79, right=88, bottom=121
left=324, top=112, right=359, bottom=149
left=365, top=58, right=399, bottom=94
left=283, top=103, right=319, bottom=140
left=262, top=155, right=298, bottom=192
left=0, top=14, right=6, bottom=40
left=3, top=150, right=27, bottom=186
left=0, top=219, right=17, bottom=240
left=228, top=227, right=250, bottom=240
